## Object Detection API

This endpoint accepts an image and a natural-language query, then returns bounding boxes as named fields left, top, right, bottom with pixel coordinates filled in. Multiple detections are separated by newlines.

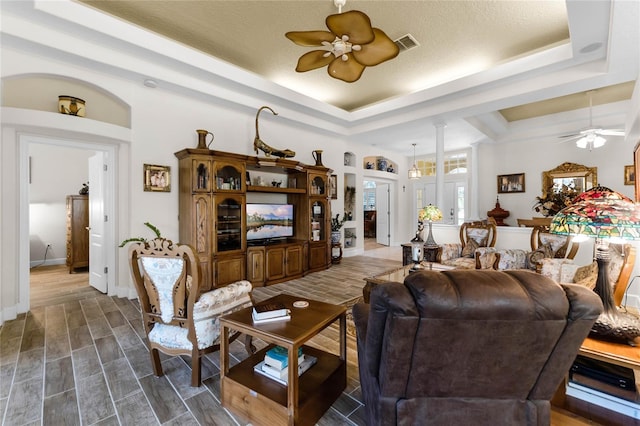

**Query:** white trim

left=2, top=107, right=131, bottom=316
left=566, top=381, right=640, bottom=419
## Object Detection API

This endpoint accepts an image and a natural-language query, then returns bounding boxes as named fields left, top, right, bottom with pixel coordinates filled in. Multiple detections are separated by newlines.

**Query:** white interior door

left=376, top=183, right=390, bottom=245
left=88, top=153, right=107, bottom=292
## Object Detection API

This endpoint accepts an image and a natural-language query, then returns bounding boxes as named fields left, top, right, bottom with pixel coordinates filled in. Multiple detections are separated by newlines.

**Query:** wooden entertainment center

left=175, top=148, right=332, bottom=290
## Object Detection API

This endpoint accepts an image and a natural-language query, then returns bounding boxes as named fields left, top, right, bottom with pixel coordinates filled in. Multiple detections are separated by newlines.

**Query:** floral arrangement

left=419, top=204, right=443, bottom=223
left=533, top=184, right=578, bottom=217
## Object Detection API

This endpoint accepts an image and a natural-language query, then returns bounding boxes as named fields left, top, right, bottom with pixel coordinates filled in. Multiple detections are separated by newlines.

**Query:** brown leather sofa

left=353, top=269, right=602, bottom=425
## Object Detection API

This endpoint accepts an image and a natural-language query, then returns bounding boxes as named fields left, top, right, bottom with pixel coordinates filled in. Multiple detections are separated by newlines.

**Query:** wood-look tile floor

left=0, top=250, right=606, bottom=425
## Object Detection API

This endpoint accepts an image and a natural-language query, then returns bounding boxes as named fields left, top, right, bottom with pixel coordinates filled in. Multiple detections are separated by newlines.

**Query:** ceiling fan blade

left=295, top=50, right=334, bottom=72
left=559, top=133, right=580, bottom=139
left=327, top=55, right=365, bottom=82
left=326, top=10, right=374, bottom=45
left=599, top=129, right=625, bottom=136
left=352, top=28, right=399, bottom=66
left=285, top=31, right=335, bottom=47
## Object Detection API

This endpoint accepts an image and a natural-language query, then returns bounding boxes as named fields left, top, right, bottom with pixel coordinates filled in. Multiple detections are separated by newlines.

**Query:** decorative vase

left=58, top=96, right=86, bottom=117
left=331, top=231, right=341, bottom=244
left=312, top=150, right=324, bottom=166
left=425, top=221, right=437, bottom=247
left=196, top=129, right=214, bottom=149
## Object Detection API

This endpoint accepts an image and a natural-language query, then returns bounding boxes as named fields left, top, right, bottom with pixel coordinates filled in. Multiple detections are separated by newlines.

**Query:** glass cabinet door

left=309, top=174, right=326, bottom=196
left=311, top=199, right=327, bottom=242
left=214, top=161, right=245, bottom=192
left=193, top=159, right=211, bottom=192
left=215, top=196, right=244, bottom=252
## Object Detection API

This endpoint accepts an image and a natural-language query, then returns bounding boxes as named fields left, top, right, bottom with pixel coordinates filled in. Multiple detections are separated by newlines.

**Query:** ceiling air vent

left=394, top=34, right=419, bottom=52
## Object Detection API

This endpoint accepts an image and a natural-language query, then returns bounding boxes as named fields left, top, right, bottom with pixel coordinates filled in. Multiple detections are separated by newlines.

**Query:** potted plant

left=118, top=222, right=163, bottom=247
left=331, top=214, right=346, bottom=244
left=344, top=229, right=357, bottom=247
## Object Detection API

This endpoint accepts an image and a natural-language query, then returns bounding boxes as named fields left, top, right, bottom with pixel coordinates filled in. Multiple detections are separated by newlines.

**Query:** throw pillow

left=525, top=243, right=553, bottom=271
left=573, top=261, right=598, bottom=290
left=461, top=238, right=479, bottom=258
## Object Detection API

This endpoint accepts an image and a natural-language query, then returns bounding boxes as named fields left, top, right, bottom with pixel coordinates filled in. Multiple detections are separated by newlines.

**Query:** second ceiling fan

left=560, top=90, right=625, bottom=150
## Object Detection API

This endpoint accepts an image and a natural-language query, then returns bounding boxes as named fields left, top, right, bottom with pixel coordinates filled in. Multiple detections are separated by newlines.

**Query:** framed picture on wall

left=634, top=141, right=640, bottom=200
left=330, top=174, right=338, bottom=199
left=497, top=173, right=525, bottom=193
left=144, top=164, right=171, bottom=192
left=624, top=165, right=635, bottom=186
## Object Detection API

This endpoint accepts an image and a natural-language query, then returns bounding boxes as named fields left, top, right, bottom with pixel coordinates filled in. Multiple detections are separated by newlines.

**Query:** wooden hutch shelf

left=175, top=148, right=332, bottom=290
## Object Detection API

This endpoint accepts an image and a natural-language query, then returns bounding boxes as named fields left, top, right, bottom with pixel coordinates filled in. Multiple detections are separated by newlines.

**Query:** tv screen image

left=246, top=204, right=294, bottom=241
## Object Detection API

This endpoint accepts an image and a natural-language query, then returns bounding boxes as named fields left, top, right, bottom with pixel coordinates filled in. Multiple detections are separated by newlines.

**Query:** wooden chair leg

left=150, top=348, right=163, bottom=377
left=245, top=334, right=256, bottom=355
left=191, top=351, right=202, bottom=387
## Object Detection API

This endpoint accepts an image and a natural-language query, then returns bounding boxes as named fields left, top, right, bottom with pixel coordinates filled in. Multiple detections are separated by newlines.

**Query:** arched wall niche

left=1, top=74, right=131, bottom=128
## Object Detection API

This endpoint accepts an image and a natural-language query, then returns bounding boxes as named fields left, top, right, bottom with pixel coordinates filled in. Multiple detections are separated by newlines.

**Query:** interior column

left=434, top=121, right=446, bottom=213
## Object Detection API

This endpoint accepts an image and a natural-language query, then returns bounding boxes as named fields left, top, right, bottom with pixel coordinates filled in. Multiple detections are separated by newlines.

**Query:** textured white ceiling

left=79, top=0, right=571, bottom=111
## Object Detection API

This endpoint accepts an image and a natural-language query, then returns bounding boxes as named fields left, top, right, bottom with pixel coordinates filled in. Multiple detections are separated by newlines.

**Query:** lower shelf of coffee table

left=222, top=345, right=346, bottom=426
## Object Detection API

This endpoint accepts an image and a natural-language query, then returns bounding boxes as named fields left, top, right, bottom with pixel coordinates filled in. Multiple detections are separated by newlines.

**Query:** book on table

left=252, top=302, right=289, bottom=320
left=264, top=346, right=301, bottom=369
left=251, top=312, right=291, bottom=324
left=254, top=355, right=318, bottom=385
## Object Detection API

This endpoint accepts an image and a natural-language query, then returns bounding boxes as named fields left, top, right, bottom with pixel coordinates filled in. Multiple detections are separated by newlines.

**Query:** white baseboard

left=30, top=257, right=66, bottom=268
left=566, top=381, right=640, bottom=419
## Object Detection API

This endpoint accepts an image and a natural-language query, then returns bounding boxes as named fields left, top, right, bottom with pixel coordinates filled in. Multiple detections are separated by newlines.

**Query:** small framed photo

left=144, top=164, right=171, bottom=192
left=497, top=173, right=525, bottom=194
left=625, top=165, right=635, bottom=186
left=330, top=174, right=338, bottom=199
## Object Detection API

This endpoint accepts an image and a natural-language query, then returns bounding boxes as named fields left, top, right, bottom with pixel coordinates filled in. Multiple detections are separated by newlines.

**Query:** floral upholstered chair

left=475, top=225, right=579, bottom=271
left=525, top=225, right=579, bottom=271
left=437, top=220, right=497, bottom=269
left=128, top=238, right=254, bottom=387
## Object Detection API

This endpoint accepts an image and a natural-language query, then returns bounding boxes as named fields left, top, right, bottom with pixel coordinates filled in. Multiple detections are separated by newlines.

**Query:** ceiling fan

left=285, top=0, right=399, bottom=83
left=559, top=90, right=625, bottom=150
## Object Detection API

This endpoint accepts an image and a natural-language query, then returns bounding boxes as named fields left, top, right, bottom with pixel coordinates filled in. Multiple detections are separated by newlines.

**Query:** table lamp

left=550, top=186, right=640, bottom=345
left=419, top=204, right=443, bottom=247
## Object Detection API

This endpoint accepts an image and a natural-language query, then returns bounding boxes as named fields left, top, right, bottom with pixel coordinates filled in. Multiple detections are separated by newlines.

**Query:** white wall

left=477, top=134, right=635, bottom=226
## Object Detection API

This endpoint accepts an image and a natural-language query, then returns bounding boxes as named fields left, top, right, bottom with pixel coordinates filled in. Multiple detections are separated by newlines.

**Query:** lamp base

left=590, top=310, right=640, bottom=346
left=425, top=221, right=437, bottom=247
left=589, top=242, right=640, bottom=346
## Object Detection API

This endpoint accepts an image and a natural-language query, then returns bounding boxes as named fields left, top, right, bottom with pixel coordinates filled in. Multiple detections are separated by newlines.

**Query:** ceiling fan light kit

left=285, top=0, right=399, bottom=82
left=562, top=90, right=625, bottom=150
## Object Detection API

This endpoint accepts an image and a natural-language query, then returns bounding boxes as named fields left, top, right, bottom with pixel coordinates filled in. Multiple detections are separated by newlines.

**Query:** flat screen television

left=246, top=203, right=294, bottom=242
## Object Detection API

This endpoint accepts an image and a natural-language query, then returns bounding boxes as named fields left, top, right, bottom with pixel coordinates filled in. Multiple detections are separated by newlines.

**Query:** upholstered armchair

left=436, top=221, right=497, bottom=269
left=540, top=243, right=636, bottom=307
left=475, top=225, right=579, bottom=271
left=353, top=269, right=603, bottom=426
left=526, top=225, right=579, bottom=271
left=128, top=238, right=254, bottom=386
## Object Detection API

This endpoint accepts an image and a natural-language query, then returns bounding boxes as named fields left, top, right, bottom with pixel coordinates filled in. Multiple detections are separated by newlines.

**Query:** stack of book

left=254, top=346, right=317, bottom=385
left=252, top=302, right=291, bottom=324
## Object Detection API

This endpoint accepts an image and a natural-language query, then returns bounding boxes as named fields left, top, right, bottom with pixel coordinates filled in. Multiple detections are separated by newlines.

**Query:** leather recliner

left=353, top=269, right=602, bottom=425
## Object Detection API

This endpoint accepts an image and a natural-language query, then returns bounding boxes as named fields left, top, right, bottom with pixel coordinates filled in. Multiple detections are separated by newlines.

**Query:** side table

left=220, top=294, right=347, bottom=426
left=424, top=245, right=440, bottom=263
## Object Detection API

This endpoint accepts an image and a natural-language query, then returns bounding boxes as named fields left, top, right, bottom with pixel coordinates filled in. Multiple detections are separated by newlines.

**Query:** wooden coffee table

left=219, top=293, right=347, bottom=426
left=363, top=262, right=455, bottom=303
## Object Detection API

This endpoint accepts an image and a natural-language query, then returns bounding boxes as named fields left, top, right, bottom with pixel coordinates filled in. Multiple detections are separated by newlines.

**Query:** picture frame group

left=497, top=173, right=525, bottom=194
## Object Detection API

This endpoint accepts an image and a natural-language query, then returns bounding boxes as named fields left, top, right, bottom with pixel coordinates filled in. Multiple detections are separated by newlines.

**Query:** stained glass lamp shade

left=550, top=186, right=640, bottom=344
left=419, top=205, right=442, bottom=247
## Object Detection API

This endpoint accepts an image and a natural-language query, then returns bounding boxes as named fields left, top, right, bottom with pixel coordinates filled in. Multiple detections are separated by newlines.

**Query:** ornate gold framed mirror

left=542, top=162, right=597, bottom=197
